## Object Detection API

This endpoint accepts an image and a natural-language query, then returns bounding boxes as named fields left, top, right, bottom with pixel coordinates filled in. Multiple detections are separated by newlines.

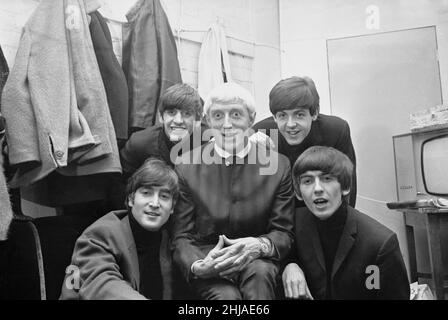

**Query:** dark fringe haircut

left=269, top=76, right=320, bottom=116
left=159, top=83, right=203, bottom=120
left=125, top=157, right=179, bottom=209
left=292, top=146, right=353, bottom=201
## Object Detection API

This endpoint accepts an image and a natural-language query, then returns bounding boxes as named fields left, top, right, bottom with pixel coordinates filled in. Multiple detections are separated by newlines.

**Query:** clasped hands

left=191, top=235, right=262, bottom=280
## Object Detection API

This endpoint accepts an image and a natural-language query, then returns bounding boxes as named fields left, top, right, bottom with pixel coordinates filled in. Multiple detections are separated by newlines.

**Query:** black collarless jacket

left=293, top=206, right=410, bottom=300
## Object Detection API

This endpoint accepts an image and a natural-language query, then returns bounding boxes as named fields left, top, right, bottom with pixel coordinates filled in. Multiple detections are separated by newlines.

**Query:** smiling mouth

left=171, top=127, right=186, bottom=131
left=144, top=212, right=160, bottom=217
left=286, top=130, right=300, bottom=136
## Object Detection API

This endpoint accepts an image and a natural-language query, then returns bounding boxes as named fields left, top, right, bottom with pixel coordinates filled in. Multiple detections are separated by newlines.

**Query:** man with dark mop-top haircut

left=60, top=158, right=178, bottom=299
left=253, top=76, right=357, bottom=207
left=283, top=146, right=409, bottom=300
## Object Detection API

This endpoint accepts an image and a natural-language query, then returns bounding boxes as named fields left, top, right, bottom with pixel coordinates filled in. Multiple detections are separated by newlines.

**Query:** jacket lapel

left=331, top=207, right=357, bottom=279
left=122, top=215, right=140, bottom=290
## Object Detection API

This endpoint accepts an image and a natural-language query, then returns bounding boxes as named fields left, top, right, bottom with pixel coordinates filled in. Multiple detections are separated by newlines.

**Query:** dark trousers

left=191, top=259, right=279, bottom=300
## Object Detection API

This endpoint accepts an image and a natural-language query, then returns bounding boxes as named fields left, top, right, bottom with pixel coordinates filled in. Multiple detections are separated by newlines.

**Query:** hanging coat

left=1, top=0, right=121, bottom=188
left=89, top=10, right=129, bottom=141
left=122, top=0, right=182, bottom=130
left=0, top=43, right=8, bottom=111
left=197, top=23, right=233, bottom=100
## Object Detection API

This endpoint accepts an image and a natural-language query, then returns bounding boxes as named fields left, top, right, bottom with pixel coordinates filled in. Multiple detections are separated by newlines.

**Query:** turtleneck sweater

left=313, top=202, right=348, bottom=299
left=128, top=212, right=163, bottom=299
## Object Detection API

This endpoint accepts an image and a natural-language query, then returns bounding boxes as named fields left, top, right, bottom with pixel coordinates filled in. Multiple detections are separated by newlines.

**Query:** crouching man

left=283, top=146, right=409, bottom=300
left=60, top=158, right=178, bottom=299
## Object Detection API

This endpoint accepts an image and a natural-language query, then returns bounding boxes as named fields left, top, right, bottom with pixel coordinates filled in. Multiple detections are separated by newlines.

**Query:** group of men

left=60, top=77, right=410, bottom=300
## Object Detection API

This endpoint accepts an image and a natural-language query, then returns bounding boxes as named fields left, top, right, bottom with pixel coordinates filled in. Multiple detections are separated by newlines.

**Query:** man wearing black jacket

left=253, top=76, right=357, bottom=207
left=120, top=83, right=205, bottom=179
left=283, top=146, right=409, bottom=300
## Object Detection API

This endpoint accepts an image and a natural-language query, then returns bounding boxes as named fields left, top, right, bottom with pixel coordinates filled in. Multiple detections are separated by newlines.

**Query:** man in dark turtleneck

left=60, top=158, right=178, bottom=299
left=282, top=146, right=410, bottom=300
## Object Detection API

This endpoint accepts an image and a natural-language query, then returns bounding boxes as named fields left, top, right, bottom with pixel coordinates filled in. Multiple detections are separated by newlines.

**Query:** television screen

left=422, top=134, right=448, bottom=196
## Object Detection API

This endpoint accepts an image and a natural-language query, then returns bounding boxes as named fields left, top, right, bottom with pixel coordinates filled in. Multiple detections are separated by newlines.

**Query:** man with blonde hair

left=171, top=82, right=294, bottom=300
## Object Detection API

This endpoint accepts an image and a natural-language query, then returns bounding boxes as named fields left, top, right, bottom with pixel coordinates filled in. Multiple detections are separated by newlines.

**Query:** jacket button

left=55, top=150, right=64, bottom=159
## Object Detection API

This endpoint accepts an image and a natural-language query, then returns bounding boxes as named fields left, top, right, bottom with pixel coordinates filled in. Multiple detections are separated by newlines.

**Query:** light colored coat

left=1, top=0, right=121, bottom=188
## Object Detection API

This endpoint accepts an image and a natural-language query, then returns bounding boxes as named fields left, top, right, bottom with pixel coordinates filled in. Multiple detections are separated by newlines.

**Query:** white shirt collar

left=213, top=140, right=252, bottom=159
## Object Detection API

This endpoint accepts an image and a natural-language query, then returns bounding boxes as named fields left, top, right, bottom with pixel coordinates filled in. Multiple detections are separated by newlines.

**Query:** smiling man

left=120, top=84, right=205, bottom=179
left=282, top=146, right=409, bottom=300
left=253, top=76, right=357, bottom=207
left=60, top=158, right=178, bottom=300
left=171, top=82, right=294, bottom=300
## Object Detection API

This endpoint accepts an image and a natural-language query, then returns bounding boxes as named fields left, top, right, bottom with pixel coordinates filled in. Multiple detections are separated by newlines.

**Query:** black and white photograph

left=0, top=0, right=447, bottom=308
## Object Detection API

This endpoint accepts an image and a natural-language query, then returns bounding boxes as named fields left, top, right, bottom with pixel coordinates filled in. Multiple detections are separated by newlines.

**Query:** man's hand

left=191, top=235, right=244, bottom=279
left=249, top=131, right=275, bottom=149
left=212, top=235, right=262, bottom=278
left=282, top=263, right=313, bottom=300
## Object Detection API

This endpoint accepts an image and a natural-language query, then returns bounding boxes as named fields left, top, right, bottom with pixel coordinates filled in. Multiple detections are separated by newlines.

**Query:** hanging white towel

left=198, top=23, right=232, bottom=100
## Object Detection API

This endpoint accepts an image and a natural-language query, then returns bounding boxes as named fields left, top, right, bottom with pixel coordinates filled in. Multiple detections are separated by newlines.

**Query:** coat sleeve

left=119, top=133, right=146, bottom=180
left=375, top=233, right=410, bottom=300
left=262, top=161, right=295, bottom=261
left=60, top=233, right=146, bottom=300
left=170, top=166, right=208, bottom=282
left=1, top=30, right=40, bottom=167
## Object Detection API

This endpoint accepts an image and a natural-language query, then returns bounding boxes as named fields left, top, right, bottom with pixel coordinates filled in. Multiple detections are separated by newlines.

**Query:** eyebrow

left=140, top=185, right=172, bottom=192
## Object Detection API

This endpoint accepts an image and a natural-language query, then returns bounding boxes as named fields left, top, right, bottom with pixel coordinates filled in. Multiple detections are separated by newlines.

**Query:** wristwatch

left=258, top=237, right=272, bottom=257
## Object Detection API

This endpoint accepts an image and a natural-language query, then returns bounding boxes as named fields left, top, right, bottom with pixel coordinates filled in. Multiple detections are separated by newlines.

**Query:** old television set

left=392, top=127, right=448, bottom=289
left=393, top=127, right=448, bottom=202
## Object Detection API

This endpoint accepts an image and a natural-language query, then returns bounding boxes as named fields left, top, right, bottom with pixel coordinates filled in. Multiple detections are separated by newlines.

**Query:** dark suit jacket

left=120, top=125, right=173, bottom=179
left=120, top=124, right=207, bottom=179
left=171, top=142, right=295, bottom=281
left=253, top=115, right=357, bottom=207
left=59, top=210, right=170, bottom=300
left=292, top=206, right=410, bottom=299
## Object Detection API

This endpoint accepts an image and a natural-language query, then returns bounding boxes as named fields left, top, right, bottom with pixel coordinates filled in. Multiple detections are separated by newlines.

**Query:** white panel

left=327, top=26, right=442, bottom=276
